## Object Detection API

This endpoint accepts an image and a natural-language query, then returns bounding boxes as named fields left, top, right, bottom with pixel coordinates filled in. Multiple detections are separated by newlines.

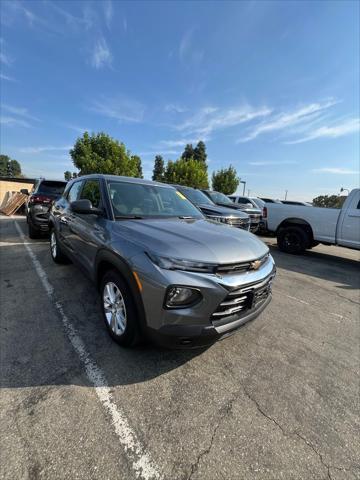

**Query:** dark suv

left=49, top=175, right=275, bottom=349
left=26, top=179, right=67, bottom=238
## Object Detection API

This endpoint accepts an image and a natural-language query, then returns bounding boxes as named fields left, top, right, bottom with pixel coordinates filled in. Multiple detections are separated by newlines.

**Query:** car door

left=69, top=178, right=109, bottom=274
left=56, top=180, right=84, bottom=250
left=337, top=192, right=360, bottom=249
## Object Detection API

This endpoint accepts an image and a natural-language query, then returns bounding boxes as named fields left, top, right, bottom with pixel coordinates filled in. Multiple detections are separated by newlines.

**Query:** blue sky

left=0, top=0, right=359, bottom=200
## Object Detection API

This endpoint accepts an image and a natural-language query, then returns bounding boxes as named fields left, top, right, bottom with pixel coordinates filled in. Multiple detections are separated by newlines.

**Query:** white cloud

left=177, top=105, right=271, bottom=138
left=238, top=99, right=338, bottom=142
left=164, top=104, right=188, bottom=113
left=0, top=73, right=15, bottom=81
left=158, top=138, right=202, bottom=148
left=104, top=0, right=113, bottom=29
left=63, top=123, right=90, bottom=134
left=1, top=104, right=39, bottom=121
left=312, top=167, right=359, bottom=175
left=249, top=160, right=298, bottom=166
left=286, top=118, right=360, bottom=144
left=90, top=95, right=145, bottom=123
left=91, top=37, right=112, bottom=69
left=179, top=29, right=204, bottom=64
left=19, top=146, right=72, bottom=154
left=0, top=116, right=31, bottom=128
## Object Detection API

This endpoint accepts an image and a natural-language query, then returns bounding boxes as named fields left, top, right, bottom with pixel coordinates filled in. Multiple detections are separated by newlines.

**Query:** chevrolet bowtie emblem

left=250, top=260, right=262, bottom=270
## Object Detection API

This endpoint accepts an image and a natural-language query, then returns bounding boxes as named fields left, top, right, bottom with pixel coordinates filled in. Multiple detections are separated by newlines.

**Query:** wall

left=0, top=180, right=35, bottom=209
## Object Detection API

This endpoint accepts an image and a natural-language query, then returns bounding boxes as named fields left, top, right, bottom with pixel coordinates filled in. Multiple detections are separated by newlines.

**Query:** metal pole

left=242, top=181, right=246, bottom=196
left=285, top=190, right=288, bottom=200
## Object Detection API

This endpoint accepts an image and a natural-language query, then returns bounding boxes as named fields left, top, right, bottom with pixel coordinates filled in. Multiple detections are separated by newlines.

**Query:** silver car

left=49, top=175, right=275, bottom=348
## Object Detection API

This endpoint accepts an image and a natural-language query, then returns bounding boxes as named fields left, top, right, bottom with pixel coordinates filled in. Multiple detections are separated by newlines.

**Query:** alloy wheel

left=103, top=282, right=127, bottom=335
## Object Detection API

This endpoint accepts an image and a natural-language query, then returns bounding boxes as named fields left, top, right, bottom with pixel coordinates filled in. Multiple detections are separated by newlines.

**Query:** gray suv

left=49, top=175, right=275, bottom=348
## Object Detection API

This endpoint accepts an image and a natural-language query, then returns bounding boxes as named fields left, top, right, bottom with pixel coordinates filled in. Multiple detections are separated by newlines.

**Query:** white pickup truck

left=266, top=189, right=360, bottom=254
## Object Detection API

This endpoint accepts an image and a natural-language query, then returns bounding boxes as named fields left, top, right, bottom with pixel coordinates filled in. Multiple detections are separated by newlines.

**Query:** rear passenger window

left=80, top=180, right=101, bottom=208
left=357, top=199, right=360, bottom=209
left=67, top=181, right=83, bottom=203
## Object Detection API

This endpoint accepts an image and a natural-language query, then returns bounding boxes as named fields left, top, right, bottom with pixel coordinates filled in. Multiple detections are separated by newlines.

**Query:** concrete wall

left=0, top=180, right=35, bottom=209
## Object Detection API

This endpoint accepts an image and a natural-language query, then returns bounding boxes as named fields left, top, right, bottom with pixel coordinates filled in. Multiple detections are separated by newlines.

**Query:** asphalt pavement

left=1, top=216, right=359, bottom=480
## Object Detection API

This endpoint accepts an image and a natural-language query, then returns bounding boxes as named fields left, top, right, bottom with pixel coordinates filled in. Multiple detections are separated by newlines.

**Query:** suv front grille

left=211, top=274, right=274, bottom=326
left=215, top=253, right=269, bottom=275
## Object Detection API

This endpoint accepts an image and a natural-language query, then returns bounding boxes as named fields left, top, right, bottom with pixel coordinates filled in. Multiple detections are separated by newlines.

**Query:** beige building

left=0, top=177, right=36, bottom=209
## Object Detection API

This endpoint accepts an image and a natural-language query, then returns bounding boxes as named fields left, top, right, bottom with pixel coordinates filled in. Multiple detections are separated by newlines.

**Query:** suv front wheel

left=100, top=270, right=140, bottom=347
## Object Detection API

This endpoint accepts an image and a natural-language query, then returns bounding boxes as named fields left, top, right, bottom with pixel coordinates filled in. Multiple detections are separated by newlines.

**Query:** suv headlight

left=147, top=252, right=216, bottom=273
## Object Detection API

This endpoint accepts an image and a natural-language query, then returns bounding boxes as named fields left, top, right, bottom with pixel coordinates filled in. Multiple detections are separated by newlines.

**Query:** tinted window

left=38, top=181, right=66, bottom=195
left=236, top=197, right=250, bottom=204
left=80, top=180, right=101, bottom=208
left=108, top=181, right=203, bottom=219
left=208, top=191, right=233, bottom=205
left=178, top=187, right=214, bottom=206
left=67, top=181, right=83, bottom=203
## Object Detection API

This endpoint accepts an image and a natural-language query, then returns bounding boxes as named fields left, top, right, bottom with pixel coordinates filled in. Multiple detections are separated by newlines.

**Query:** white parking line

left=14, top=222, right=162, bottom=480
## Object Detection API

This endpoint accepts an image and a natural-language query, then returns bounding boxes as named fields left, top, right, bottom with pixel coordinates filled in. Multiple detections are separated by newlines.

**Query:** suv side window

left=67, top=181, right=83, bottom=203
left=80, top=180, right=102, bottom=208
left=237, top=197, right=249, bottom=204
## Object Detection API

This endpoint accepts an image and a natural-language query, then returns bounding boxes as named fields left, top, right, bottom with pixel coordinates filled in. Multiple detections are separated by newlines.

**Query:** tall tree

left=193, top=141, right=207, bottom=164
left=152, top=155, right=165, bottom=181
left=0, top=154, right=22, bottom=177
left=70, top=132, right=143, bottom=178
left=131, top=155, right=143, bottom=178
left=181, top=144, right=195, bottom=161
left=164, top=157, right=209, bottom=189
left=64, top=171, right=72, bottom=181
left=212, top=165, right=239, bottom=195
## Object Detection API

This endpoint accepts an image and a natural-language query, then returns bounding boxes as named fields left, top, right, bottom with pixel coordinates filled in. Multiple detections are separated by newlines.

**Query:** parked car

left=25, top=179, right=67, bottom=238
left=229, top=195, right=269, bottom=232
left=260, top=198, right=282, bottom=204
left=281, top=200, right=312, bottom=206
left=49, top=175, right=275, bottom=348
left=172, top=185, right=251, bottom=231
left=215, top=193, right=263, bottom=232
left=266, top=188, right=360, bottom=253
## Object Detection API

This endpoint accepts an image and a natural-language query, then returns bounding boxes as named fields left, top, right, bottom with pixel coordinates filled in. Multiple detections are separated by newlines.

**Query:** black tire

left=100, top=270, right=140, bottom=347
left=49, top=228, right=69, bottom=264
left=277, top=226, right=308, bottom=254
left=28, top=220, right=40, bottom=239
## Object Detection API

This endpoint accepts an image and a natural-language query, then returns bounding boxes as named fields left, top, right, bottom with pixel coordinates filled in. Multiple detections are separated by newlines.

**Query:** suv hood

left=113, top=218, right=268, bottom=264
left=197, top=203, right=249, bottom=218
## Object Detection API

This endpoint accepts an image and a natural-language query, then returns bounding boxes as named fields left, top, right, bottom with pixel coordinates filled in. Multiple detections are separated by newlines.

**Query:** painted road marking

left=15, top=222, right=162, bottom=480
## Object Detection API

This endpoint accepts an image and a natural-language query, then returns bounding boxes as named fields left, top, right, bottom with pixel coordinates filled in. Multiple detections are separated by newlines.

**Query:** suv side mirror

left=20, top=189, right=29, bottom=195
left=70, top=199, right=103, bottom=215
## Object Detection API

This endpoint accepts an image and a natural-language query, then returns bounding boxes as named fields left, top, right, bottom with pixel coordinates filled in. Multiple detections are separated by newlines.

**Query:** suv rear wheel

left=50, top=228, right=69, bottom=264
left=100, top=270, right=140, bottom=347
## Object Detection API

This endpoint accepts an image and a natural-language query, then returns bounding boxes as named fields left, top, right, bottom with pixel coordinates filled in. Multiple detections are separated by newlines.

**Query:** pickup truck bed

left=266, top=189, right=360, bottom=253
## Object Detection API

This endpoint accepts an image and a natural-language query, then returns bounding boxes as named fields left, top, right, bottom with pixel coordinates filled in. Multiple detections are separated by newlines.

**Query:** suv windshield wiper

left=115, top=215, right=144, bottom=219
left=178, top=216, right=197, bottom=219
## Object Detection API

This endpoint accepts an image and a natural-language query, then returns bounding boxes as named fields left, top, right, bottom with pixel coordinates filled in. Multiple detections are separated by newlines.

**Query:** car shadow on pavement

left=268, top=245, right=360, bottom=291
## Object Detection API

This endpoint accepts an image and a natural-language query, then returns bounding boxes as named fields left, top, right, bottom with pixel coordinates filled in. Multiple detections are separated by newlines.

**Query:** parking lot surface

left=1, top=216, right=359, bottom=480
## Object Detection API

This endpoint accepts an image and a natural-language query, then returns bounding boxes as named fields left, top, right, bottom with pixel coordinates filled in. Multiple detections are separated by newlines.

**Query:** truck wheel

left=100, top=270, right=140, bottom=347
left=277, top=226, right=308, bottom=254
left=50, top=228, right=69, bottom=264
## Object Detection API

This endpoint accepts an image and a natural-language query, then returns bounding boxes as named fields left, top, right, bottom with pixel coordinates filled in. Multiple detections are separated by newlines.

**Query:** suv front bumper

left=139, top=255, right=276, bottom=349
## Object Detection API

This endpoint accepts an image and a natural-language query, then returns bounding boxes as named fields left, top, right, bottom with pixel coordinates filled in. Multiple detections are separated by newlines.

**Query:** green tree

left=131, top=155, right=143, bottom=179
left=181, top=144, right=195, bottom=161
left=212, top=165, right=239, bottom=195
left=193, top=141, right=207, bottom=164
left=70, top=132, right=143, bottom=178
left=152, top=155, right=165, bottom=181
left=312, top=195, right=346, bottom=208
left=64, top=171, right=72, bottom=181
left=164, top=157, right=209, bottom=189
left=0, top=154, right=22, bottom=177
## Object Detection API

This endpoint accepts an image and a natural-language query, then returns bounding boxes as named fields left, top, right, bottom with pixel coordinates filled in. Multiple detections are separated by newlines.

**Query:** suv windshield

left=37, top=181, right=67, bottom=195
left=208, top=191, right=233, bottom=205
left=178, top=187, right=214, bottom=206
left=107, top=181, right=204, bottom=219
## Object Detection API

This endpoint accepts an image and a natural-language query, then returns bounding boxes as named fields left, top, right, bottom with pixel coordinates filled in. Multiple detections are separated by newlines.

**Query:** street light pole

left=240, top=181, right=246, bottom=196
left=285, top=190, right=288, bottom=200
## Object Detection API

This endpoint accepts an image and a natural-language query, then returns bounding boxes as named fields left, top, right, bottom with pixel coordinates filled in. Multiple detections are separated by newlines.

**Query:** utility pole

left=247, top=189, right=250, bottom=196
left=285, top=190, right=288, bottom=200
left=240, top=180, right=246, bottom=196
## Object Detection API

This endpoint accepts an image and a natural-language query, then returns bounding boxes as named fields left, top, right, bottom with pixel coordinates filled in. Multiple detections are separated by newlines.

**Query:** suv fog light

left=164, top=286, right=202, bottom=309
